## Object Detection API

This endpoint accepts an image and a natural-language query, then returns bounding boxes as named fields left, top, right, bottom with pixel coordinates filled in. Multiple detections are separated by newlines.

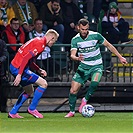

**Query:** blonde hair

left=45, top=29, right=59, bottom=39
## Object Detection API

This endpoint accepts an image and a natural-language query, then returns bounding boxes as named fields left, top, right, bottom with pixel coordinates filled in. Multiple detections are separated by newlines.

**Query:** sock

left=83, top=97, right=88, bottom=102
left=29, top=87, right=46, bottom=110
left=10, top=92, right=29, bottom=114
left=69, top=93, right=77, bottom=112
left=70, top=111, right=75, bottom=114
left=85, top=81, right=99, bottom=101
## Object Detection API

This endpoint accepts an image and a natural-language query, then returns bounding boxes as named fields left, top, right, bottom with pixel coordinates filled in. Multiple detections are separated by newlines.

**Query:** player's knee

left=36, top=77, right=48, bottom=88
left=40, top=80, right=48, bottom=88
left=70, top=88, right=78, bottom=94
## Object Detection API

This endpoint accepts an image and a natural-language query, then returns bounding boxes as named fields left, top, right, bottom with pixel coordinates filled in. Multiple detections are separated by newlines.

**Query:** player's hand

left=120, top=57, right=128, bottom=65
left=78, top=54, right=84, bottom=61
left=38, top=69, right=47, bottom=77
left=13, top=74, right=21, bottom=86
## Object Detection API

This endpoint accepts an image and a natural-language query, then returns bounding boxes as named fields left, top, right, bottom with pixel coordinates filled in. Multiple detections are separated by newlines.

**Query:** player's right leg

left=65, top=80, right=81, bottom=118
left=8, top=66, right=36, bottom=118
left=8, top=85, right=34, bottom=118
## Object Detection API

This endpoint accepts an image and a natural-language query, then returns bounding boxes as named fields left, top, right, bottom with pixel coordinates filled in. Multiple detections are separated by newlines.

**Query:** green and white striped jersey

left=71, top=30, right=105, bottom=67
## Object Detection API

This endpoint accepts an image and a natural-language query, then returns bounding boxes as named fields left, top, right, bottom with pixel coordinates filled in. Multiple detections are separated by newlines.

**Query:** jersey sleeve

left=18, top=52, right=33, bottom=75
left=97, top=33, right=105, bottom=44
left=30, top=62, right=40, bottom=71
left=71, top=38, right=78, bottom=50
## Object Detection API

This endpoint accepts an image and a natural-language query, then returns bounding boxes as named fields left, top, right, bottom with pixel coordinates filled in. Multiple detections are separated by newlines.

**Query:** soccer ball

left=81, top=104, right=95, bottom=118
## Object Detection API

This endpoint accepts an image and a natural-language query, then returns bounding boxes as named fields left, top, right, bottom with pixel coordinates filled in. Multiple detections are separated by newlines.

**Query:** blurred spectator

left=86, top=0, right=117, bottom=22
left=0, top=39, right=8, bottom=112
left=28, top=18, right=45, bottom=40
left=60, top=0, right=83, bottom=45
left=39, top=0, right=64, bottom=43
left=28, top=18, right=60, bottom=78
left=28, top=0, right=50, bottom=13
left=93, top=0, right=102, bottom=22
left=7, top=0, right=17, bottom=5
left=12, top=0, right=38, bottom=41
left=86, top=0, right=94, bottom=15
left=102, top=0, right=118, bottom=12
left=0, top=0, right=15, bottom=36
left=101, top=2, right=130, bottom=44
left=1, top=17, right=25, bottom=63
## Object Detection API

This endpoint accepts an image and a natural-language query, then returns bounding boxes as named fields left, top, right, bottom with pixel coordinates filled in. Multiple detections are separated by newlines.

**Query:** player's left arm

left=103, top=39, right=128, bottom=65
left=30, top=62, right=47, bottom=77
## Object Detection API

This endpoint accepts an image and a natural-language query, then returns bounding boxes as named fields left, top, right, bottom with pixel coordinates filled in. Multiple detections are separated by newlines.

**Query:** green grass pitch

left=0, top=112, right=133, bottom=133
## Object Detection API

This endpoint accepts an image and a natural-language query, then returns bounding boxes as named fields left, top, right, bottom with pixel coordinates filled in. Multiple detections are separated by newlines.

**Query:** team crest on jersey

left=33, top=49, right=38, bottom=55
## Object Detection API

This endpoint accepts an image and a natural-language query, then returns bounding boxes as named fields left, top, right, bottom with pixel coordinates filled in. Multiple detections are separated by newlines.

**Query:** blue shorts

left=10, top=64, right=39, bottom=87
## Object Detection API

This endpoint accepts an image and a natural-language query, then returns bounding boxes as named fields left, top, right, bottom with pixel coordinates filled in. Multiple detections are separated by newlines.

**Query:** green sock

left=69, top=93, right=77, bottom=112
left=85, top=81, right=99, bottom=101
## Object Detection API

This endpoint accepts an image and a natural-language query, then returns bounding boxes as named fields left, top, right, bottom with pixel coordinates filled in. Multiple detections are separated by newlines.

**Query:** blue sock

left=29, top=87, right=46, bottom=110
left=10, top=92, right=29, bottom=114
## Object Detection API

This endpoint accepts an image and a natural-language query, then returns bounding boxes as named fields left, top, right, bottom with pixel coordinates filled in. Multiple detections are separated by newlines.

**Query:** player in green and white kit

left=65, top=18, right=127, bottom=118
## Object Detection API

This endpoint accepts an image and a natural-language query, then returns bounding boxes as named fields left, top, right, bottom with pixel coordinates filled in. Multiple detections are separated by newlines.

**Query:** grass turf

left=0, top=112, right=133, bottom=133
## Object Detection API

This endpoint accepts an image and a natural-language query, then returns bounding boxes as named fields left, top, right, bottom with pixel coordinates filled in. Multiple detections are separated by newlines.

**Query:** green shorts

left=72, top=64, right=103, bottom=85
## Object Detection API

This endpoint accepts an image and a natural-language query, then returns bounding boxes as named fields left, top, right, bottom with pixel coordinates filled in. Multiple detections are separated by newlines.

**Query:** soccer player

left=8, top=29, right=59, bottom=118
left=65, top=18, right=127, bottom=118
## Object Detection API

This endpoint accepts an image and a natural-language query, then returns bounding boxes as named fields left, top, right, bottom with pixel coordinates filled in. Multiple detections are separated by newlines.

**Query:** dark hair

left=78, top=18, right=89, bottom=26
left=51, top=0, right=60, bottom=3
left=10, top=18, right=19, bottom=24
left=34, top=18, right=43, bottom=24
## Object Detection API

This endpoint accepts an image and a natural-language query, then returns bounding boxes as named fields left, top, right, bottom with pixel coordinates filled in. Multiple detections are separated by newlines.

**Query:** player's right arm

left=18, top=52, right=33, bottom=75
left=70, top=37, right=84, bottom=61
left=13, top=52, right=33, bottom=86
left=71, top=49, right=84, bottom=61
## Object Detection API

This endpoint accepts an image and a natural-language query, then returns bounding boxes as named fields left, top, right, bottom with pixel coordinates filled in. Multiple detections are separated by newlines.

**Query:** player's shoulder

left=72, top=33, right=80, bottom=42
left=33, top=37, right=45, bottom=43
left=34, top=37, right=42, bottom=40
left=89, top=30, right=103, bottom=38
left=89, top=30, right=99, bottom=35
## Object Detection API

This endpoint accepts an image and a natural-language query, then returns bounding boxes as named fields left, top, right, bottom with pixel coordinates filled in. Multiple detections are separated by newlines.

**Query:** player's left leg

left=79, top=66, right=103, bottom=113
left=78, top=72, right=102, bottom=113
left=28, top=76, right=48, bottom=118
left=85, top=72, right=102, bottom=100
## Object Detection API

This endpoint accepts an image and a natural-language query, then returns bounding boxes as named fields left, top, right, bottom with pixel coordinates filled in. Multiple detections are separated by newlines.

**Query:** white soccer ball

left=81, top=104, right=95, bottom=118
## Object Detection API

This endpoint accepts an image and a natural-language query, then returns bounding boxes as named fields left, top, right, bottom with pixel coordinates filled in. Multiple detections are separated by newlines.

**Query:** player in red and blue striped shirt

left=8, top=29, right=59, bottom=118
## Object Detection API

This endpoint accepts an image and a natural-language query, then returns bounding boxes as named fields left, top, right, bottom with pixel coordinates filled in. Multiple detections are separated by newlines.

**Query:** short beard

left=80, top=32, right=88, bottom=40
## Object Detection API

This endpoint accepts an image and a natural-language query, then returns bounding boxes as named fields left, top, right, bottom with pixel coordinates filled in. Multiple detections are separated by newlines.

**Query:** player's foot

left=28, top=108, right=43, bottom=118
left=8, top=113, right=24, bottom=118
left=64, top=112, right=75, bottom=118
left=78, top=98, right=87, bottom=113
